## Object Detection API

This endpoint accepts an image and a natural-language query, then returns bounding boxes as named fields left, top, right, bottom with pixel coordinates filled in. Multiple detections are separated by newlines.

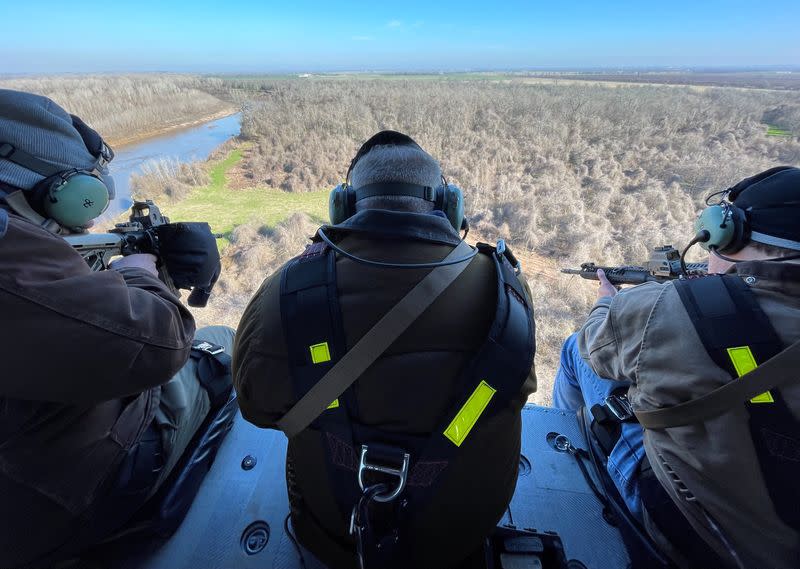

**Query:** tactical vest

left=279, top=239, right=535, bottom=567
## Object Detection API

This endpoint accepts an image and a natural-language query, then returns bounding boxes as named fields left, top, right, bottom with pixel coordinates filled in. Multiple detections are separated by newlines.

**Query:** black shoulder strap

left=672, top=275, right=800, bottom=531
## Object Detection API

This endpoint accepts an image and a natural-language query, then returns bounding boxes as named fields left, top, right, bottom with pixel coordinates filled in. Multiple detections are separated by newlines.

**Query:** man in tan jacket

left=0, top=89, right=232, bottom=567
left=553, top=166, right=800, bottom=568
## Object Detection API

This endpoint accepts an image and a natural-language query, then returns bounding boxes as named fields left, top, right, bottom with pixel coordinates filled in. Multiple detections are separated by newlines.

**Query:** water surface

left=102, top=113, right=241, bottom=220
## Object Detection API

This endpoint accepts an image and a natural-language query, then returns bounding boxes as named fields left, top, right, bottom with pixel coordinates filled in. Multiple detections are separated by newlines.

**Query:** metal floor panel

left=123, top=405, right=630, bottom=569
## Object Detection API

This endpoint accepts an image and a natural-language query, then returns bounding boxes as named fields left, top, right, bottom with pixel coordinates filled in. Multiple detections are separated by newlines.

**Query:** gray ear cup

left=437, top=184, right=465, bottom=232
left=328, top=183, right=356, bottom=225
left=695, top=204, right=748, bottom=253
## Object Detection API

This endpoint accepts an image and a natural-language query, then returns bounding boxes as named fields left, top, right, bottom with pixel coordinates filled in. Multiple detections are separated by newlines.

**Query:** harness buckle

left=192, top=340, right=225, bottom=356
left=603, top=394, right=634, bottom=422
left=357, top=445, right=410, bottom=503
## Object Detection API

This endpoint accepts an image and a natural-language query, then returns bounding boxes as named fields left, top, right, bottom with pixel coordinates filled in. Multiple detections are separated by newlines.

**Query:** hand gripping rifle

left=561, top=245, right=708, bottom=286
left=63, top=200, right=179, bottom=297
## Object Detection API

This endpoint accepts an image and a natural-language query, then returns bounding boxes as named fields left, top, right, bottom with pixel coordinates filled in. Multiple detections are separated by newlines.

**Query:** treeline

left=237, top=78, right=800, bottom=264
left=0, top=75, right=231, bottom=144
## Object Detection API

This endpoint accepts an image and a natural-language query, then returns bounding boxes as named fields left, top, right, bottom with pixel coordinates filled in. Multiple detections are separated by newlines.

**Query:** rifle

left=64, top=200, right=179, bottom=298
left=561, top=245, right=708, bottom=286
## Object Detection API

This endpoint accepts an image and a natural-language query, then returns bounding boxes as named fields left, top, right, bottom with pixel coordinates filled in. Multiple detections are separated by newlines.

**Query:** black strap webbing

left=354, top=182, right=435, bottom=203
left=190, top=339, right=232, bottom=409
left=661, top=275, right=800, bottom=531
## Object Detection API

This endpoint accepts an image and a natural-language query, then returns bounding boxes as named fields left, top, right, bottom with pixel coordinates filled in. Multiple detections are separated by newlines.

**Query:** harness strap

left=635, top=338, right=800, bottom=429
left=639, top=275, right=800, bottom=533
left=277, top=240, right=475, bottom=438
left=189, top=339, right=233, bottom=409
left=2, top=190, right=62, bottom=234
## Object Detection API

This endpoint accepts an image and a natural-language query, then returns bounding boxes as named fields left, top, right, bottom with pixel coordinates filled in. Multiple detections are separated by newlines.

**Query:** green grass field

left=167, top=147, right=329, bottom=248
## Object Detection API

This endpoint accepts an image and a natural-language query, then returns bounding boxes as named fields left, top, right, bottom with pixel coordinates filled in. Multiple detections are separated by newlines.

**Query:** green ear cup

left=43, top=173, right=110, bottom=228
left=695, top=205, right=735, bottom=251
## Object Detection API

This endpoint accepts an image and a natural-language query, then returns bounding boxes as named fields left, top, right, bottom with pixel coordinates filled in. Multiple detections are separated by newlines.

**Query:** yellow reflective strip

left=726, top=346, right=774, bottom=404
left=310, top=342, right=331, bottom=364
left=327, top=399, right=340, bottom=410
left=443, top=380, right=496, bottom=447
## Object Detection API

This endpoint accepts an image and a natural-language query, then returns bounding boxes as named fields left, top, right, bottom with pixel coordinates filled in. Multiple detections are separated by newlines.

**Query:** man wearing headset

left=0, top=89, right=231, bottom=567
left=234, top=131, right=536, bottom=568
left=553, top=166, right=800, bottom=569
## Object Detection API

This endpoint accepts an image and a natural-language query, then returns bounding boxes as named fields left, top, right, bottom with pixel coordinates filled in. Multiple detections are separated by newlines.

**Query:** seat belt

left=276, top=240, right=475, bottom=438
left=635, top=336, right=800, bottom=429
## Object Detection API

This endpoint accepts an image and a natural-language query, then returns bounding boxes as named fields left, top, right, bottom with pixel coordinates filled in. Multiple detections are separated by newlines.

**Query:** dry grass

left=130, top=77, right=800, bottom=397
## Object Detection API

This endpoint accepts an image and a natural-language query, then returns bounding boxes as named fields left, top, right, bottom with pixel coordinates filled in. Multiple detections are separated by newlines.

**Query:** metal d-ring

left=357, top=445, right=410, bottom=503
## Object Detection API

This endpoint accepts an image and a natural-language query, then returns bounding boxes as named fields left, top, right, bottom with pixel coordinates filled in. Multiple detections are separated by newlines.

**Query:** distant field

left=213, top=70, right=800, bottom=91
left=524, top=71, right=800, bottom=91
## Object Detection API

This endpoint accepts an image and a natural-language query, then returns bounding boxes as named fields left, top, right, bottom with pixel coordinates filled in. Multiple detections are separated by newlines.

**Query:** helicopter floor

left=121, top=405, right=630, bottom=569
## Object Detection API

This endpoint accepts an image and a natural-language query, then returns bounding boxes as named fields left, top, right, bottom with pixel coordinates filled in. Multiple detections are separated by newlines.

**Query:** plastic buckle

left=496, top=239, right=522, bottom=275
left=192, top=340, right=225, bottom=356
left=603, top=394, right=634, bottom=422
left=357, top=445, right=410, bottom=503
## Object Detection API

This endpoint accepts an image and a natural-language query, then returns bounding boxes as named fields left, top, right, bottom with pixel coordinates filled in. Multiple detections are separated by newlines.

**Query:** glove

left=154, top=222, right=221, bottom=307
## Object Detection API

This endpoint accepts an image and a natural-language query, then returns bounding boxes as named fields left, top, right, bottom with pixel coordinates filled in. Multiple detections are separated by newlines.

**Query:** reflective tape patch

left=727, top=346, right=775, bottom=404
left=327, top=399, right=340, bottom=409
left=443, top=380, right=496, bottom=447
left=310, top=342, right=331, bottom=364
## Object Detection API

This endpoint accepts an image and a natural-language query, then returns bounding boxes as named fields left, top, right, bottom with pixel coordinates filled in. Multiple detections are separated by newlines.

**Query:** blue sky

left=2, top=0, right=798, bottom=73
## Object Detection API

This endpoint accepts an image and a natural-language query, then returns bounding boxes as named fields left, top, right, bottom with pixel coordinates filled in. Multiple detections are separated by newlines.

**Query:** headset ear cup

left=42, top=173, right=110, bottom=228
left=722, top=206, right=749, bottom=254
left=694, top=204, right=748, bottom=253
left=329, top=184, right=356, bottom=225
left=437, top=184, right=464, bottom=232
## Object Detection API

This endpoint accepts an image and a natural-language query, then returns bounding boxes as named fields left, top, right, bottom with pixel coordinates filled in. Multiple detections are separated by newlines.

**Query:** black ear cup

left=328, top=184, right=357, bottom=225
left=436, top=184, right=465, bottom=232
left=722, top=205, right=749, bottom=254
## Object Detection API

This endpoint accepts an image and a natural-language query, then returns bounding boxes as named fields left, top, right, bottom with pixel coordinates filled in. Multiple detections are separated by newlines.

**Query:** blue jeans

left=552, top=333, right=645, bottom=519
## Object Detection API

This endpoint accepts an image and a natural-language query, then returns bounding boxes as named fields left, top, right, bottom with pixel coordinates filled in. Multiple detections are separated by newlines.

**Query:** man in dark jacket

left=0, top=89, right=232, bottom=567
left=234, top=131, right=536, bottom=568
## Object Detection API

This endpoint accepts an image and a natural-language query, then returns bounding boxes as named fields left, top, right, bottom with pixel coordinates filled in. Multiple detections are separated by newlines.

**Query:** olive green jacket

left=234, top=209, right=536, bottom=568
left=578, top=262, right=800, bottom=569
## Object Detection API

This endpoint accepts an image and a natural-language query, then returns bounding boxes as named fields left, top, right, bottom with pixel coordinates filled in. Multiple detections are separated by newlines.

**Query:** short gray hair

left=350, top=143, right=441, bottom=213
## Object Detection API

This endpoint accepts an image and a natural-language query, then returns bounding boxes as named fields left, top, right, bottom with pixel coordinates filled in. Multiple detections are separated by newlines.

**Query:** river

left=101, top=113, right=241, bottom=220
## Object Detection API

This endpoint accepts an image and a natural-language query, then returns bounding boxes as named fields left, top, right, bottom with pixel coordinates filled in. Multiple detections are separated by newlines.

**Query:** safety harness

left=590, top=274, right=800, bottom=567
left=278, top=238, right=534, bottom=568
left=669, top=275, right=800, bottom=532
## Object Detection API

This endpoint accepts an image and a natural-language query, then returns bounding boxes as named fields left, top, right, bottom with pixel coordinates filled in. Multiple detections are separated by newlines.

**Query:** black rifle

left=64, top=200, right=179, bottom=297
left=561, top=245, right=708, bottom=286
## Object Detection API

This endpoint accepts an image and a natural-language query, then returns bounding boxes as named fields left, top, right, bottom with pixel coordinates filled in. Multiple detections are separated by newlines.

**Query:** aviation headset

left=0, top=114, right=114, bottom=228
left=693, top=166, right=800, bottom=256
left=328, top=130, right=466, bottom=232
left=322, top=131, right=478, bottom=269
